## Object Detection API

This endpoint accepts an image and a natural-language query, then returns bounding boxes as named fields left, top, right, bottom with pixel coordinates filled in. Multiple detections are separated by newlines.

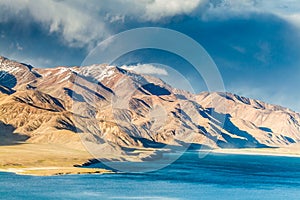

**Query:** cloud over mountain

left=120, top=64, right=168, bottom=75
left=0, top=0, right=203, bottom=48
left=1, top=0, right=299, bottom=48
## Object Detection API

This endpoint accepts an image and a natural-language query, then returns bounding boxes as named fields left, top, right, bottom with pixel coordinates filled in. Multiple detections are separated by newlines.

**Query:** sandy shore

left=211, top=147, right=300, bottom=158
left=0, top=143, right=113, bottom=176
left=0, top=142, right=164, bottom=176
left=0, top=167, right=112, bottom=176
left=1, top=142, right=300, bottom=176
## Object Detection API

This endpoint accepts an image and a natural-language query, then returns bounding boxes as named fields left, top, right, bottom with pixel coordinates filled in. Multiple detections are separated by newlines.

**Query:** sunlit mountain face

left=1, top=56, right=300, bottom=161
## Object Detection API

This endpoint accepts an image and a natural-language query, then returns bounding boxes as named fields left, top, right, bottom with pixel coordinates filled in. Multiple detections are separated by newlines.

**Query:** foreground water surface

left=1, top=152, right=300, bottom=200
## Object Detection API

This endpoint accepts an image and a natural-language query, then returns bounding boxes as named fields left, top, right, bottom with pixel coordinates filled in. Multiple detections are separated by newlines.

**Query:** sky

left=1, top=0, right=300, bottom=111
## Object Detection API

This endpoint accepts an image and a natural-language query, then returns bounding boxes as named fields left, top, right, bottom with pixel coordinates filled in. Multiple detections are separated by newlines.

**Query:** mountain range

left=1, top=56, right=300, bottom=161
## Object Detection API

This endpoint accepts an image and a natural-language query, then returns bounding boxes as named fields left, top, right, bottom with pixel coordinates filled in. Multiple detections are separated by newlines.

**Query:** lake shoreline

left=1, top=143, right=300, bottom=177
left=0, top=166, right=113, bottom=176
left=209, top=147, right=300, bottom=158
left=1, top=149, right=300, bottom=199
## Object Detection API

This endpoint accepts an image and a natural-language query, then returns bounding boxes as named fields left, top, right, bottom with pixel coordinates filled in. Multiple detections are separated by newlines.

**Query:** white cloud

left=100, top=0, right=205, bottom=22
left=120, top=63, right=198, bottom=92
left=251, top=0, right=300, bottom=27
left=202, top=0, right=258, bottom=20
left=231, top=45, right=246, bottom=54
left=279, top=13, right=300, bottom=27
left=141, top=0, right=204, bottom=21
left=0, top=0, right=109, bottom=48
left=1, top=0, right=300, bottom=49
left=202, top=0, right=300, bottom=28
left=120, top=63, right=168, bottom=75
left=16, top=42, right=23, bottom=51
left=0, top=0, right=204, bottom=48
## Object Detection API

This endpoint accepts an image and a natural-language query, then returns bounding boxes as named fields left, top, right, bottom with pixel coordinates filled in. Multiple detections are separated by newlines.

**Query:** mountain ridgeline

left=0, top=56, right=300, bottom=160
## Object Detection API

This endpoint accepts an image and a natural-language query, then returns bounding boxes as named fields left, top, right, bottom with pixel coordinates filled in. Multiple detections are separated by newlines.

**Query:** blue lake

left=1, top=152, right=300, bottom=200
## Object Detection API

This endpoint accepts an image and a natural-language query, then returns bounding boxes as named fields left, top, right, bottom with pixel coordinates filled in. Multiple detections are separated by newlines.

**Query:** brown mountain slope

left=0, top=56, right=300, bottom=161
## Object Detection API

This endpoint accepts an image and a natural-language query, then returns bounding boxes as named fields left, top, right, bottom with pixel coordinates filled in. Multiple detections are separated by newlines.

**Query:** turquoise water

left=1, top=152, right=300, bottom=199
